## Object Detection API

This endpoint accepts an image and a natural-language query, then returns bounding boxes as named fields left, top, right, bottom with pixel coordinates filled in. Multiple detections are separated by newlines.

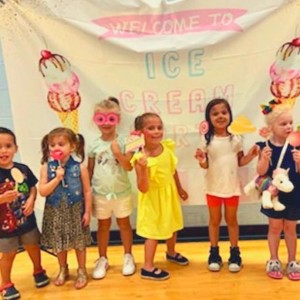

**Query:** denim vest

left=46, top=157, right=83, bottom=207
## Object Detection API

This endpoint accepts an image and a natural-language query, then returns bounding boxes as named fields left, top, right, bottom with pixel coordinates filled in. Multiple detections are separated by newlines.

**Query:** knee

left=225, top=216, right=238, bottom=227
left=209, top=216, right=222, bottom=227
left=269, top=224, right=283, bottom=235
left=98, top=219, right=111, bottom=232
left=117, top=218, right=132, bottom=231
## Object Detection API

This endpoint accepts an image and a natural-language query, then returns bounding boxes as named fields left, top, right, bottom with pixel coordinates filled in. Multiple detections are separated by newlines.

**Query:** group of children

left=0, top=96, right=300, bottom=300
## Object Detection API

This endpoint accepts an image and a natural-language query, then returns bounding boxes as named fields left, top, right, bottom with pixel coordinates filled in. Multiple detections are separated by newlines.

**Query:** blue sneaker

left=0, top=283, right=20, bottom=300
left=33, top=269, right=50, bottom=288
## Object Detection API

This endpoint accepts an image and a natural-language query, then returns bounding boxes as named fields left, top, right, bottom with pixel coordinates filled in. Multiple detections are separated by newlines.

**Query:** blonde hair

left=94, top=97, right=120, bottom=114
left=265, top=104, right=292, bottom=126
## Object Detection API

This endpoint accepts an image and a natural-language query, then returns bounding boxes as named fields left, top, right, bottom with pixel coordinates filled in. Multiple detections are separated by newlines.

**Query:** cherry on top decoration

left=50, top=149, right=66, bottom=187
left=227, top=115, right=256, bottom=135
left=39, top=50, right=81, bottom=133
left=269, top=37, right=300, bottom=107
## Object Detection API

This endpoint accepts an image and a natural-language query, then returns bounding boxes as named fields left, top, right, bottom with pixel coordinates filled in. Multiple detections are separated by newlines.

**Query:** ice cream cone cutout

left=125, top=130, right=145, bottom=153
left=11, top=167, right=24, bottom=191
left=199, top=120, right=209, bottom=135
left=50, top=150, right=66, bottom=187
left=228, top=115, right=256, bottom=135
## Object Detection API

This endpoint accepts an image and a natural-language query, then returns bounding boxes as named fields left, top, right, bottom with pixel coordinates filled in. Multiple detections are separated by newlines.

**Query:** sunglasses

left=93, top=112, right=120, bottom=126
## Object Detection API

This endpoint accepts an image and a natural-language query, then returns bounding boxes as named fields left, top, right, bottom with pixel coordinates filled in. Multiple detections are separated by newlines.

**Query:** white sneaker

left=122, top=253, right=136, bottom=276
left=92, top=256, right=109, bottom=279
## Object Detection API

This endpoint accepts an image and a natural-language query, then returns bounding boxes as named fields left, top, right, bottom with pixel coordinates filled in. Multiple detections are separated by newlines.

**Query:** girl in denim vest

left=39, top=127, right=92, bottom=289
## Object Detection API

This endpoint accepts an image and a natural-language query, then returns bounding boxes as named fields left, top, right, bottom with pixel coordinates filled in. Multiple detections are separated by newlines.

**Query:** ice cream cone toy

left=228, top=115, right=256, bottom=135
left=125, top=130, right=145, bottom=153
left=50, top=150, right=66, bottom=187
left=199, top=120, right=209, bottom=136
left=259, top=126, right=272, bottom=166
left=39, top=50, right=81, bottom=133
left=11, top=167, right=24, bottom=192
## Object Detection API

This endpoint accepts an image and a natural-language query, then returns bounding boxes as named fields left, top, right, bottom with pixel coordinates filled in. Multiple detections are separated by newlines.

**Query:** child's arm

left=87, top=157, right=95, bottom=182
left=0, top=190, right=18, bottom=204
left=111, top=140, right=133, bottom=171
left=257, top=146, right=272, bottom=175
left=80, top=164, right=92, bottom=227
left=174, top=170, right=188, bottom=201
left=194, top=148, right=208, bottom=169
left=39, top=163, right=64, bottom=197
left=23, top=186, right=37, bottom=216
left=238, top=145, right=259, bottom=166
left=134, top=154, right=149, bottom=193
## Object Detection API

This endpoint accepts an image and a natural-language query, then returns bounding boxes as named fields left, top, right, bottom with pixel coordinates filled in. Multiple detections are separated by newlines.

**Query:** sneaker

left=228, top=247, right=242, bottom=272
left=166, top=252, right=189, bottom=266
left=140, top=268, right=170, bottom=281
left=92, top=256, right=109, bottom=279
left=0, top=283, right=20, bottom=300
left=122, top=253, right=136, bottom=276
left=266, top=259, right=283, bottom=279
left=287, top=261, right=300, bottom=281
left=208, top=246, right=223, bottom=272
left=33, top=269, right=50, bottom=288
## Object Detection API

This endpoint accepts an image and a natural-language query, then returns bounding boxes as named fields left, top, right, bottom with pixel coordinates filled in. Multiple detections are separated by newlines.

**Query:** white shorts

left=92, top=194, right=133, bottom=220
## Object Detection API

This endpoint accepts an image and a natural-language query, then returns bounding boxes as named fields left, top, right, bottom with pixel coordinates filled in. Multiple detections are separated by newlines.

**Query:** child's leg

left=75, top=249, right=86, bottom=269
left=0, top=251, right=17, bottom=285
left=166, top=232, right=176, bottom=256
left=208, top=206, right=222, bottom=246
left=97, top=218, right=111, bottom=257
left=143, top=239, right=158, bottom=271
left=116, top=216, right=133, bottom=254
left=54, top=251, right=69, bottom=286
left=24, top=244, right=42, bottom=273
left=283, top=220, right=297, bottom=262
left=224, top=205, right=239, bottom=247
left=165, top=232, right=189, bottom=265
left=268, top=218, right=283, bottom=260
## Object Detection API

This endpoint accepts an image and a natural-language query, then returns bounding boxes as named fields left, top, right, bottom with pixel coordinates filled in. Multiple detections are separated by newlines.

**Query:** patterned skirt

left=41, top=197, right=91, bottom=254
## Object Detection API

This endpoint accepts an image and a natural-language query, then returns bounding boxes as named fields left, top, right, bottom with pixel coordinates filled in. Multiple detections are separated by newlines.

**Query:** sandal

left=266, top=260, right=283, bottom=279
left=54, top=265, right=69, bottom=286
left=166, top=252, right=189, bottom=266
left=75, top=267, right=88, bottom=289
left=287, top=261, right=300, bottom=281
left=140, top=268, right=170, bottom=281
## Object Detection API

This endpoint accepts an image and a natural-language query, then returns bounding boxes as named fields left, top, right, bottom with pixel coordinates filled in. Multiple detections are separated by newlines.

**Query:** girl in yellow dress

left=131, top=112, right=188, bottom=280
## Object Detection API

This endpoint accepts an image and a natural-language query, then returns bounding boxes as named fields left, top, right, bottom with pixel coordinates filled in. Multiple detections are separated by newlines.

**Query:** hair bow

left=260, top=99, right=282, bottom=115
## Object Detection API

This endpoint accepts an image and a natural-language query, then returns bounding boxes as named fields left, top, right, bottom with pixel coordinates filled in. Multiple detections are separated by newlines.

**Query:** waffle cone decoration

left=57, top=110, right=79, bottom=134
left=39, top=50, right=81, bottom=133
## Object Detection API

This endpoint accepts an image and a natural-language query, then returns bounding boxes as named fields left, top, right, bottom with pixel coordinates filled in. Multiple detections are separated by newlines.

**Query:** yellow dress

left=131, top=139, right=183, bottom=240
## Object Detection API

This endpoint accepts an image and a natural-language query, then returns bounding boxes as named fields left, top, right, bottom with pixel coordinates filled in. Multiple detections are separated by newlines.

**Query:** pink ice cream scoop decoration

left=39, top=50, right=81, bottom=133
left=288, top=131, right=300, bottom=148
left=50, top=150, right=64, bottom=161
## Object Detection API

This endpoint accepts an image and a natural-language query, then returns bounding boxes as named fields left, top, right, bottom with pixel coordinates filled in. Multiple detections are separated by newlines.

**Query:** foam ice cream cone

left=57, top=109, right=79, bottom=133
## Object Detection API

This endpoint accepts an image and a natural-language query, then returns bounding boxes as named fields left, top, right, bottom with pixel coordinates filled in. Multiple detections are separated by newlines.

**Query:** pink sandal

left=266, top=260, right=283, bottom=279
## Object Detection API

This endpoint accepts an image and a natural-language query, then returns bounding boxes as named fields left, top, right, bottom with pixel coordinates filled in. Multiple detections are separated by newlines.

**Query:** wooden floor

left=2, top=239, right=300, bottom=300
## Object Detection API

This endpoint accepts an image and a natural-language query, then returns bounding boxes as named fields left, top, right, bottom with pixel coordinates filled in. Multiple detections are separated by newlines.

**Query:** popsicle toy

left=259, top=126, right=272, bottom=166
left=125, top=131, right=145, bottom=153
left=50, top=150, right=66, bottom=186
left=228, top=115, right=256, bottom=135
left=11, top=167, right=24, bottom=191
left=199, top=120, right=209, bottom=135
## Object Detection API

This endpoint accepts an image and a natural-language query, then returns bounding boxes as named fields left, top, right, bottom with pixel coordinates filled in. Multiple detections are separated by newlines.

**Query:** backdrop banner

left=1, top=0, right=300, bottom=220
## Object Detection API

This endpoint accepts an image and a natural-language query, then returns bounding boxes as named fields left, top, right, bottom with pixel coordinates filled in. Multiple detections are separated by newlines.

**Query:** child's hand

left=260, top=146, right=272, bottom=162
left=137, top=152, right=148, bottom=169
left=0, top=190, right=18, bottom=204
left=55, top=166, right=65, bottom=181
left=23, top=197, right=35, bottom=216
left=81, top=212, right=90, bottom=227
left=178, top=188, right=188, bottom=201
left=194, top=148, right=207, bottom=163
left=292, top=149, right=300, bottom=164
left=111, top=140, right=122, bottom=157
left=248, top=145, right=260, bottom=157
